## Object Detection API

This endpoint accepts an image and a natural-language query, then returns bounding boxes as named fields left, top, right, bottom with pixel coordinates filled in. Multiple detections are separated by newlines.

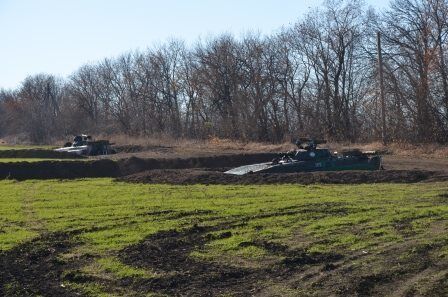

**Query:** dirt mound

left=0, top=159, right=119, bottom=180
left=117, top=154, right=279, bottom=176
left=119, top=169, right=448, bottom=185
left=0, top=149, right=85, bottom=159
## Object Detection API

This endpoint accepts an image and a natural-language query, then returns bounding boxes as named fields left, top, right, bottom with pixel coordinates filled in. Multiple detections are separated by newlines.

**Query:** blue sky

left=0, top=0, right=389, bottom=89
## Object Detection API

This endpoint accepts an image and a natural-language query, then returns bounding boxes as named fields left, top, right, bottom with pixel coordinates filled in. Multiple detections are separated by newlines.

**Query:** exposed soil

left=119, top=168, right=448, bottom=185
left=0, top=232, right=82, bottom=297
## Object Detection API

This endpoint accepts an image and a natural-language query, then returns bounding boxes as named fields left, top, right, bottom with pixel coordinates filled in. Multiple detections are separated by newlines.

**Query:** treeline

left=1, top=0, right=448, bottom=144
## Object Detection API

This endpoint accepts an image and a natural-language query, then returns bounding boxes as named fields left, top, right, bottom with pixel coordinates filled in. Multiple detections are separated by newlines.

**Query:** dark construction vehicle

left=54, top=134, right=115, bottom=156
left=225, top=138, right=382, bottom=175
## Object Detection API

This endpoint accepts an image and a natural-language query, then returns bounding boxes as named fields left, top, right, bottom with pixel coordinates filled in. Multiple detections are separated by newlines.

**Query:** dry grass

left=387, top=142, right=448, bottom=158
left=328, top=141, right=448, bottom=158
left=87, top=134, right=448, bottom=158
left=204, top=137, right=292, bottom=152
left=107, top=134, right=293, bottom=153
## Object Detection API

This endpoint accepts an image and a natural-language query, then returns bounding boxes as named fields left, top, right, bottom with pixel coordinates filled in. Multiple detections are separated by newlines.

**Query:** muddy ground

left=0, top=232, right=82, bottom=297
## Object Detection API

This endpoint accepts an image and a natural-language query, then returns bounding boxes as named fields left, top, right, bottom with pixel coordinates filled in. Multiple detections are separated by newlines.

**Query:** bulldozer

left=225, top=138, right=382, bottom=175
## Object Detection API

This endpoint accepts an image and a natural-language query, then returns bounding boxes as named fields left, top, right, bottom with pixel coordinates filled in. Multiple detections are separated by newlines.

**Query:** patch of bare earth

left=0, top=232, right=83, bottom=297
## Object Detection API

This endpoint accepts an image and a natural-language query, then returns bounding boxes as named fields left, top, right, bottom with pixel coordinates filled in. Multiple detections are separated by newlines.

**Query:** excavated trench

left=0, top=149, right=86, bottom=159
left=0, top=154, right=279, bottom=180
left=0, top=153, right=447, bottom=184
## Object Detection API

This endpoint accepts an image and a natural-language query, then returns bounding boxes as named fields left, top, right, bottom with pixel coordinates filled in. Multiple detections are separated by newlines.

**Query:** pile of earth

left=0, top=149, right=85, bottom=159
left=118, top=168, right=448, bottom=185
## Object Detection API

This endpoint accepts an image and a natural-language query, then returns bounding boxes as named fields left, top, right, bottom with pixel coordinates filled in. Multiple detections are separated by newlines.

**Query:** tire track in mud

left=118, top=224, right=342, bottom=297
left=117, top=218, right=448, bottom=296
left=292, top=221, right=448, bottom=297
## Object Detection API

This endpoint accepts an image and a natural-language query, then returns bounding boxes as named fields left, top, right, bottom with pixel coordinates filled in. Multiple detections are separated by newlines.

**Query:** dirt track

left=119, top=225, right=342, bottom=296
left=118, top=219, right=448, bottom=296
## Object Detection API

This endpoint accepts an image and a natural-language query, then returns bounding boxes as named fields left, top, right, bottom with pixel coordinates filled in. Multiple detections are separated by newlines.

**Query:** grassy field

left=1, top=179, right=448, bottom=296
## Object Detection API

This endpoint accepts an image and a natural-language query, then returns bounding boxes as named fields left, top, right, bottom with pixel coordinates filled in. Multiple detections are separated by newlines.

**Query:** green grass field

left=1, top=179, right=448, bottom=296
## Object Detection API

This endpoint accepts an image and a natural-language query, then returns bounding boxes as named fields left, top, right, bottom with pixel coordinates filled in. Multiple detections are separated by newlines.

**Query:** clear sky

left=0, top=0, right=390, bottom=90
